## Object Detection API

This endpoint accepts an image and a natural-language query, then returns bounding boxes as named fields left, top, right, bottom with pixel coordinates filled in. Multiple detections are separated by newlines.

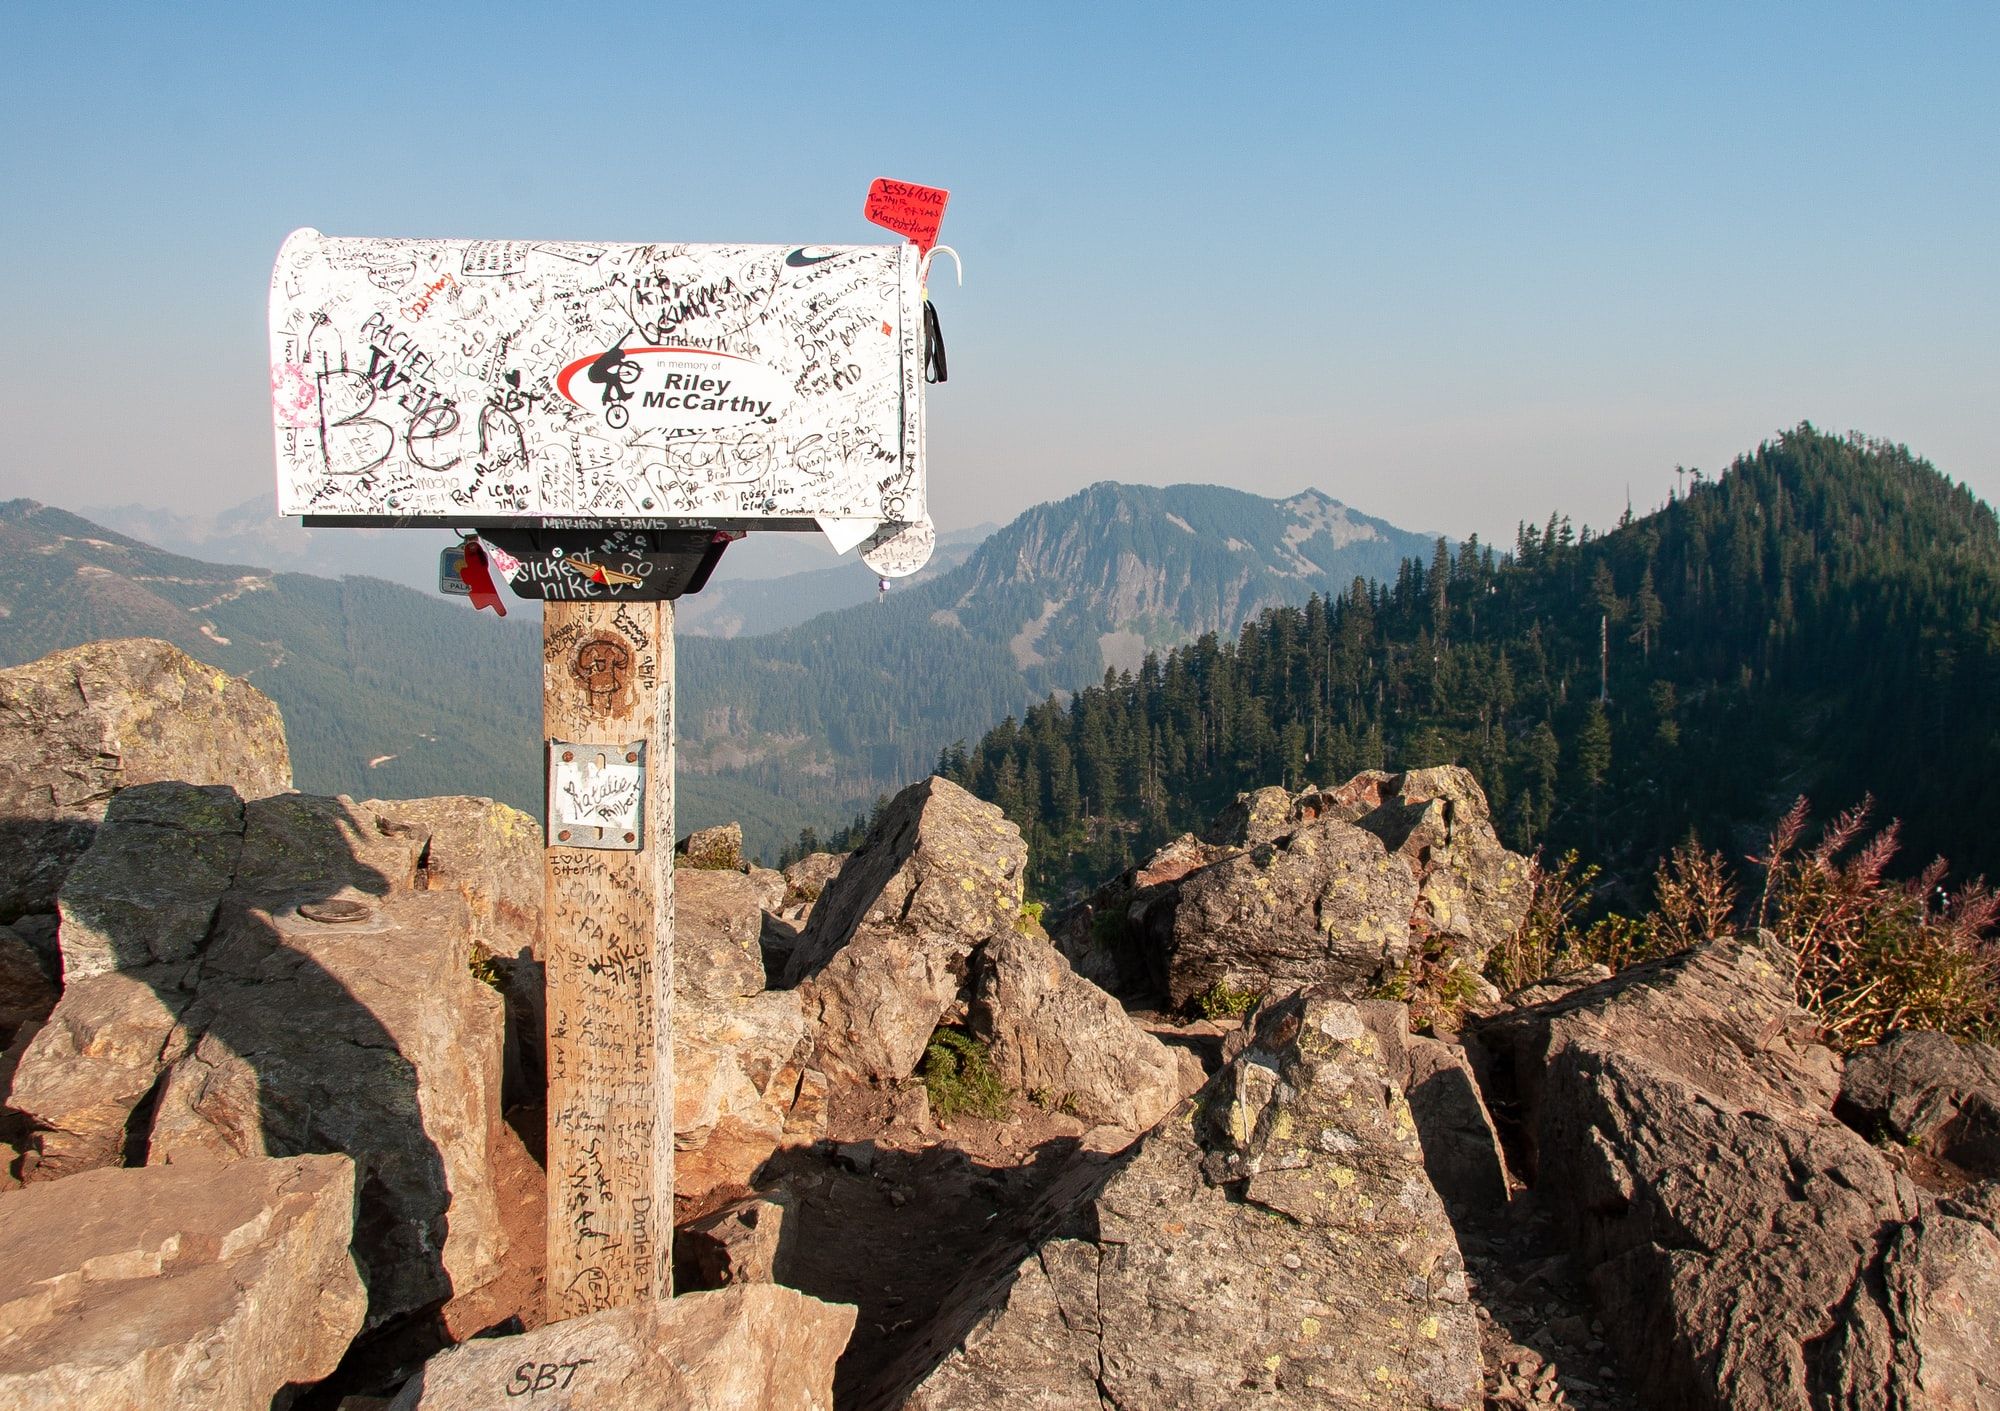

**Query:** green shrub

left=1191, top=979, right=1260, bottom=1020
left=1014, top=901, right=1045, bottom=935
left=468, top=944, right=504, bottom=990
left=920, top=1028, right=1012, bottom=1123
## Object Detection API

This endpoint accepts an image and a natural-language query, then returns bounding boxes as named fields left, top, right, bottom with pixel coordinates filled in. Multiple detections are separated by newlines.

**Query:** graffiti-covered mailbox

left=270, top=228, right=940, bottom=596
left=269, top=196, right=953, bottom=1322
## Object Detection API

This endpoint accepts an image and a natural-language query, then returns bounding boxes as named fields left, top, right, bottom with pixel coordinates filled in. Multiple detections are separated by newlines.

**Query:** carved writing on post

left=543, top=599, right=674, bottom=1319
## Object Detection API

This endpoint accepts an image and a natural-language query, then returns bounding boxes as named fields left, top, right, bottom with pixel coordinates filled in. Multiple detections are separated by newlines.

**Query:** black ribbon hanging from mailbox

left=923, top=299, right=947, bottom=384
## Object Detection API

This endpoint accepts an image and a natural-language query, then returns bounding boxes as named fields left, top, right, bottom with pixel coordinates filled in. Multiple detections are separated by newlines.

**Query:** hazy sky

left=2, top=3, right=1994, bottom=549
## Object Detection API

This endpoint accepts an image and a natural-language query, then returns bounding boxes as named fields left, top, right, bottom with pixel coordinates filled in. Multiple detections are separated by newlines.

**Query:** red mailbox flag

left=864, top=179, right=950, bottom=253
left=456, top=537, right=507, bottom=616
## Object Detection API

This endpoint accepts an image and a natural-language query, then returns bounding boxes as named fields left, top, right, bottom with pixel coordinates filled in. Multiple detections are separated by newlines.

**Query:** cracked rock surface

left=891, top=986, right=1480, bottom=1409
left=1472, top=932, right=2000, bottom=1411
left=6, top=782, right=511, bottom=1327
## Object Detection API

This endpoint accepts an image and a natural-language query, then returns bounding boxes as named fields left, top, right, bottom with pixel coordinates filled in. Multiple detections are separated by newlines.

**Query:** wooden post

left=542, top=599, right=675, bottom=1318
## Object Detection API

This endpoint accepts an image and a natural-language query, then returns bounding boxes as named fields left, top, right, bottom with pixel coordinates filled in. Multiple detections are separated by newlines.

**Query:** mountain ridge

left=1, top=481, right=1436, bottom=860
left=939, top=427, right=2000, bottom=897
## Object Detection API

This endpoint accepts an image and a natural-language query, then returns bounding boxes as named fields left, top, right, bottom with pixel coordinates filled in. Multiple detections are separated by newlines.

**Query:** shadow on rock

left=731, top=1134, right=1123, bottom=1410
left=2, top=782, right=512, bottom=1402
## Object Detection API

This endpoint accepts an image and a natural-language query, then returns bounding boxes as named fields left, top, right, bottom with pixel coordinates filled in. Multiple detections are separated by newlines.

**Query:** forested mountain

left=678, top=483, right=1433, bottom=852
left=0, top=484, right=1431, bottom=860
left=0, top=500, right=545, bottom=806
left=938, top=429, right=2000, bottom=901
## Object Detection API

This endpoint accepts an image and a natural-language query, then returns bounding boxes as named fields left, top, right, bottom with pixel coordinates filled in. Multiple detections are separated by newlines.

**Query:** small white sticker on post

left=547, top=740, right=647, bottom=849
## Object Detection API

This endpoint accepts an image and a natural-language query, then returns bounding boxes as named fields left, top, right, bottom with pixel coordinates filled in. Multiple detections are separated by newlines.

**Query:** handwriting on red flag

left=864, top=178, right=950, bottom=253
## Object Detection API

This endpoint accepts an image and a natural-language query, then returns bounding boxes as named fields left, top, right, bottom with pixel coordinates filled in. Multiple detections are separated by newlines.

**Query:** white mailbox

left=269, top=229, right=932, bottom=575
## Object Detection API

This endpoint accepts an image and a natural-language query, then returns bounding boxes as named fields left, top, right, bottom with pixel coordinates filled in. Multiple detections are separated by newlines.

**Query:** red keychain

left=456, top=536, right=507, bottom=616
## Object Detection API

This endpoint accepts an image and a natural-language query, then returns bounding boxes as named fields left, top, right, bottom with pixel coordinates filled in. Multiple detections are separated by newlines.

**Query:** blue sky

left=2, top=2, right=1993, bottom=546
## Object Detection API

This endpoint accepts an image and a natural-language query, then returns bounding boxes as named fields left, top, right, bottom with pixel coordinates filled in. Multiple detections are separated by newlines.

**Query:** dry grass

left=1490, top=797, right=1999, bottom=1047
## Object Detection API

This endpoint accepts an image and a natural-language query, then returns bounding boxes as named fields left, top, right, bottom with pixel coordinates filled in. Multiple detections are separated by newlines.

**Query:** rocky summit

left=3, top=637, right=1999, bottom=1410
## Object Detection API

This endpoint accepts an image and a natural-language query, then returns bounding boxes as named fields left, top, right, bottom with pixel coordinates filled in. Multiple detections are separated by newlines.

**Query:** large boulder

left=784, top=778, right=1027, bottom=1085
left=5, top=967, right=194, bottom=1175
left=1059, top=770, right=1529, bottom=1008
left=0, top=639, right=291, bottom=920
left=1327, top=766, right=1532, bottom=971
left=1355, top=998, right=1513, bottom=1217
left=674, top=865, right=825, bottom=1206
left=1161, top=810, right=1420, bottom=1010
left=1840, top=1028, right=2000, bottom=1178
left=1471, top=932, right=2000, bottom=1411
left=363, top=796, right=545, bottom=1104
left=361, top=795, right=542, bottom=962
left=386, top=1284, right=855, bottom=1411
left=893, top=987, right=1481, bottom=1410
left=4, top=782, right=236, bottom=1175
left=8, top=784, right=513, bottom=1327
left=969, top=928, right=1197, bottom=1131
left=0, top=1153, right=365, bottom=1410
left=1049, top=832, right=1236, bottom=994
left=783, top=777, right=1026, bottom=987
left=678, top=821, right=746, bottom=872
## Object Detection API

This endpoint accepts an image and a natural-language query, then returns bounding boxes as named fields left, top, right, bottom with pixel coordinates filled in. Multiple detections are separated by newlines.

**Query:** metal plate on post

left=547, top=739, right=647, bottom=850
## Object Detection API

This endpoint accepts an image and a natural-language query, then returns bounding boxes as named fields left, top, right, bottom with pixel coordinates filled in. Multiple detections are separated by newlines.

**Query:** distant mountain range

left=946, top=429, right=2000, bottom=899
left=2, top=483, right=1435, bottom=860
left=670, top=522, right=994, bottom=638
left=82, top=496, right=998, bottom=640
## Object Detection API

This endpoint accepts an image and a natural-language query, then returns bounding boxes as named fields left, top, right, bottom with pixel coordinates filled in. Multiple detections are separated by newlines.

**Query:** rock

left=969, top=929, right=1196, bottom=1131
left=0, top=638, right=291, bottom=920
left=1841, top=1028, right=2000, bottom=1178
left=6, top=968, right=193, bottom=1175
left=1, top=1019, right=42, bottom=1188
left=1504, top=964, right=1613, bottom=1009
left=894, top=987, right=1481, bottom=1410
left=1048, top=833, right=1236, bottom=995
left=1880, top=1211, right=2000, bottom=1408
left=361, top=795, right=542, bottom=962
left=796, top=927, right=968, bottom=1086
left=0, top=923, right=57, bottom=1043
left=781, top=851, right=845, bottom=907
left=1200, top=784, right=1309, bottom=847
left=5, top=913, right=59, bottom=974
left=673, top=863, right=824, bottom=1206
left=5, top=784, right=243, bottom=1176
left=55, top=781, right=244, bottom=981
left=1356, top=1000, right=1513, bottom=1217
left=0, top=1153, right=366, bottom=1410
left=745, top=863, right=787, bottom=912
left=1161, top=810, right=1420, bottom=1010
left=677, top=867, right=772, bottom=1001
left=1471, top=932, right=2000, bottom=1411
left=144, top=792, right=508, bottom=1325
left=784, top=779, right=1027, bottom=1086
left=759, top=912, right=804, bottom=981
left=675, top=989, right=822, bottom=1204
left=783, top=778, right=1026, bottom=989
left=13, top=782, right=512, bottom=1325
left=678, top=821, right=745, bottom=871
left=365, top=795, right=542, bottom=1107
left=386, top=1284, right=855, bottom=1411
left=1334, top=767, right=1533, bottom=971
left=676, top=1191, right=796, bottom=1288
